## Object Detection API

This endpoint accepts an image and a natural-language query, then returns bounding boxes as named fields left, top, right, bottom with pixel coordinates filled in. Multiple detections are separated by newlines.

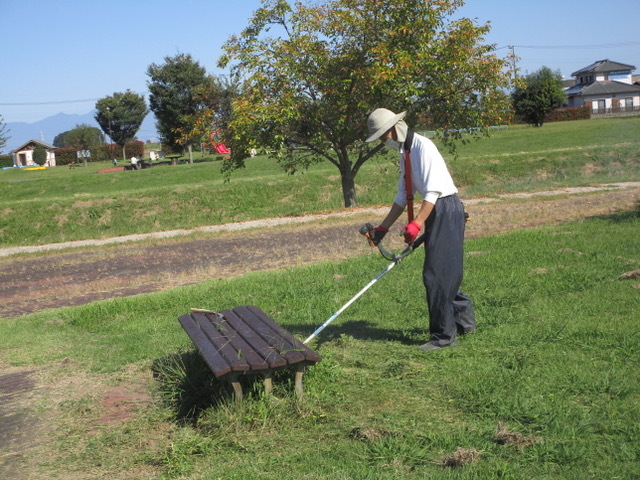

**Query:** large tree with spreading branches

left=95, top=91, right=148, bottom=160
left=218, top=0, right=512, bottom=207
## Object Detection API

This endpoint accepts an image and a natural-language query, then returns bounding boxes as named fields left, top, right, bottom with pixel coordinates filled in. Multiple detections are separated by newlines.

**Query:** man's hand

left=401, top=221, right=421, bottom=244
left=370, top=225, right=389, bottom=246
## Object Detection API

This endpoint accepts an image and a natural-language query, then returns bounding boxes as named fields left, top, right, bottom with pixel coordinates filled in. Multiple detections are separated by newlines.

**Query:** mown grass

left=1, top=209, right=638, bottom=479
left=1, top=117, right=639, bottom=247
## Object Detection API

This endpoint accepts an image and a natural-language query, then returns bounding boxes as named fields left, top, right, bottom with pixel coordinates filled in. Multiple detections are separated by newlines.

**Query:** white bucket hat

left=366, top=108, right=407, bottom=142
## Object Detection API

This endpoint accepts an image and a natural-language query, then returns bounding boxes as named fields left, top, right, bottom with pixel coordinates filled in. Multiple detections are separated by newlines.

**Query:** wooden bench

left=178, top=305, right=321, bottom=402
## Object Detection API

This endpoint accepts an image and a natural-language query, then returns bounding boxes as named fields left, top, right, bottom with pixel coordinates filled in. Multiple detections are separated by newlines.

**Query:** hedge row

left=54, top=141, right=145, bottom=165
left=545, top=106, right=591, bottom=123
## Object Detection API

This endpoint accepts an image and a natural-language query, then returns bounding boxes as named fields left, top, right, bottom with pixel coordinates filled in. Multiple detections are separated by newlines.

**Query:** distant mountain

left=3, top=111, right=158, bottom=153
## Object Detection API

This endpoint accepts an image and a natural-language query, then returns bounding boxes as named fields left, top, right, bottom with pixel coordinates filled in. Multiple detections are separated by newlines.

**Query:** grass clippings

left=494, top=421, right=542, bottom=448
left=349, top=426, right=391, bottom=442
left=439, top=447, right=481, bottom=467
left=619, top=269, right=640, bottom=280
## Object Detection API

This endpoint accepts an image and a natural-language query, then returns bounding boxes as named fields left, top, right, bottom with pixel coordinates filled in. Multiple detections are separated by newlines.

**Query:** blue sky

left=1, top=0, right=639, bottom=124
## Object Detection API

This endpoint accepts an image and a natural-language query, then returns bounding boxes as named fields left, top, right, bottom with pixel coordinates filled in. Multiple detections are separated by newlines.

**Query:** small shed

left=11, top=140, right=57, bottom=167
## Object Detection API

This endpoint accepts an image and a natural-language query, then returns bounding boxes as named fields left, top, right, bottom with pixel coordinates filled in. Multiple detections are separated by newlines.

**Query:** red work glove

left=370, top=225, right=389, bottom=246
left=401, top=221, right=421, bottom=244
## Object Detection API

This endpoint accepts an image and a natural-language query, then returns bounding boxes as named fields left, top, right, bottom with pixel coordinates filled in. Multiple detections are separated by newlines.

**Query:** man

left=365, top=108, right=475, bottom=351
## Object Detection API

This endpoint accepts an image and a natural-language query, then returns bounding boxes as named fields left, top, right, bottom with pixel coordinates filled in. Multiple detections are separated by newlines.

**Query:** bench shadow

left=152, top=351, right=292, bottom=424
left=152, top=351, right=234, bottom=424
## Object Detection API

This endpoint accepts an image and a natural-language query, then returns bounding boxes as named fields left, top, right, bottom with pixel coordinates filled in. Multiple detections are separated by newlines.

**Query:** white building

left=11, top=140, right=57, bottom=167
left=565, top=59, right=640, bottom=115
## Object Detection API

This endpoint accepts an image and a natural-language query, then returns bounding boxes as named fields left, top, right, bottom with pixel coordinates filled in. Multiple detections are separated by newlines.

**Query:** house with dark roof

left=565, top=59, right=640, bottom=115
left=11, top=140, right=57, bottom=167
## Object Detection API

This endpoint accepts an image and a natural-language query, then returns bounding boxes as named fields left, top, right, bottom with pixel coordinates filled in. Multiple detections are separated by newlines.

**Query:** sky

left=1, top=0, right=639, bottom=125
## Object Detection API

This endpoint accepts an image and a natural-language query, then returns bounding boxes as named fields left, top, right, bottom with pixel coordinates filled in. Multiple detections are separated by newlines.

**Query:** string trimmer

left=303, top=224, right=426, bottom=344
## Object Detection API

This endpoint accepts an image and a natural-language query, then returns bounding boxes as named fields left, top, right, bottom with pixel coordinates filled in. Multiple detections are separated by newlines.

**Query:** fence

left=591, top=105, right=640, bottom=118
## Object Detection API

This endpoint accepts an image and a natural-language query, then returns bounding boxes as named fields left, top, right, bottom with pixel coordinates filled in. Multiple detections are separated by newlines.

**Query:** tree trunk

left=341, top=167, right=357, bottom=208
left=188, top=144, right=193, bottom=164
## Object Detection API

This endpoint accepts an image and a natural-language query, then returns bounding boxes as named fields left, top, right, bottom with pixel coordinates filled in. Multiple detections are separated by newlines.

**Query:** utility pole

left=508, top=45, right=518, bottom=80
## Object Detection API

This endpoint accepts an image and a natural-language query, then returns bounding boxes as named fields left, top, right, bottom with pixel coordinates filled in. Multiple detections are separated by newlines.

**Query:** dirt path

left=0, top=183, right=638, bottom=318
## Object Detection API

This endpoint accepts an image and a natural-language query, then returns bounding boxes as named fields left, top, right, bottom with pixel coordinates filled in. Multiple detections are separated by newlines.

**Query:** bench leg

left=263, top=372, right=273, bottom=395
left=230, top=377, right=243, bottom=404
left=294, top=365, right=305, bottom=400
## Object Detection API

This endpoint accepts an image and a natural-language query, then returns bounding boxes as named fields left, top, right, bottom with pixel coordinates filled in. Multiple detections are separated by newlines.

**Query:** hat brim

left=365, top=111, right=407, bottom=142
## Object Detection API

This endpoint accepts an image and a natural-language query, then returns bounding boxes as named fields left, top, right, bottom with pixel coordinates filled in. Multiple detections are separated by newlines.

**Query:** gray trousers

left=422, top=194, right=475, bottom=346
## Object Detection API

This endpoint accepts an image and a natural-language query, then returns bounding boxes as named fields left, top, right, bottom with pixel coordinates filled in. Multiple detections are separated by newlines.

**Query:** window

left=592, top=100, right=606, bottom=113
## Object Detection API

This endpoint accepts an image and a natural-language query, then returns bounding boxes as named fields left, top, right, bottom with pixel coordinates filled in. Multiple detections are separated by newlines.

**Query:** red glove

left=401, top=221, right=421, bottom=244
left=370, top=225, right=389, bottom=246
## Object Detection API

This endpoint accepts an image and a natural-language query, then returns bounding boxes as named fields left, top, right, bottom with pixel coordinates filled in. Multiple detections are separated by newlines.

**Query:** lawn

left=0, top=117, right=638, bottom=247
left=0, top=116, right=639, bottom=479
left=1, top=209, right=638, bottom=479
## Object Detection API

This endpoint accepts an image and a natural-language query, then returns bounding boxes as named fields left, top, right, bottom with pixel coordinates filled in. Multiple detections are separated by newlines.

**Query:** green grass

left=2, top=210, right=639, bottom=479
left=1, top=117, right=639, bottom=247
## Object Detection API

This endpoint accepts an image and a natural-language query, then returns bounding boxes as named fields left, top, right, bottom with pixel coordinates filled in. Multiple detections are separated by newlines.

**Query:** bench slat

left=201, top=312, right=269, bottom=371
left=244, top=306, right=322, bottom=363
left=191, top=312, right=251, bottom=374
left=234, top=306, right=307, bottom=364
left=222, top=309, right=289, bottom=369
left=178, top=314, right=233, bottom=378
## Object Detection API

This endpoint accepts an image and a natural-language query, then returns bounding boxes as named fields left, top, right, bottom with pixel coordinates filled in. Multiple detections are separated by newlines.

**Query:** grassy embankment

left=0, top=117, right=638, bottom=479
left=0, top=116, right=638, bottom=247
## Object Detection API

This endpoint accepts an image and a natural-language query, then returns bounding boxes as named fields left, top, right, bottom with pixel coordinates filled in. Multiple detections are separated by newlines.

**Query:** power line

left=513, top=41, right=640, bottom=50
left=495, top=40, right=640, bottom=51
left=0, top=98, right=99, bottom=106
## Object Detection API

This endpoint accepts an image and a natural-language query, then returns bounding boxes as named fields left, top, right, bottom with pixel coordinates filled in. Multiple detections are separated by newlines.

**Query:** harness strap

left=403, top=129, right=415, bottom=222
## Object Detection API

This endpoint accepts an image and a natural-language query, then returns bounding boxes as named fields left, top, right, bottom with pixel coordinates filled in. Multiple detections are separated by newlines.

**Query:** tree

left=175, top=74, right=242, bottom=153
left=512, top=67, right=566, bottom=127
left=146, top=53, right=211, bottom=162
left=95, top=90, right=148, bottom=160
left=0, top=114, right=10, bottom=154
left=54, top=124, right=104, bottom=149
left=218, top=0, right=511, bottom=207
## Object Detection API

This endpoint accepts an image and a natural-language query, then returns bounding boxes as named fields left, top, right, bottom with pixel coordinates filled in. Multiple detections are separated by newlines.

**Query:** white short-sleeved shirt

left=394, top=133, right=457, bottom=207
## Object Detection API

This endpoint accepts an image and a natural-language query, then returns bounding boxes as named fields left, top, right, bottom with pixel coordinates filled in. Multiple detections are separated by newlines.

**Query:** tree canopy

left=53, top=124, right=104, bottom=149
left=0, top=115, right=10, bottom=153
left=512, top=66, right=566, bottom=127
left=95, top=90, right=148, bottom=159
left=219, top=0, right=511, bottom=207
left=146, top=53, right=211, bottom=161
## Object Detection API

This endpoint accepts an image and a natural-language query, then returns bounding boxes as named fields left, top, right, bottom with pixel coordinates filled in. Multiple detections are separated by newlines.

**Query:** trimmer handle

left=359, top=222, right=377, bottom=247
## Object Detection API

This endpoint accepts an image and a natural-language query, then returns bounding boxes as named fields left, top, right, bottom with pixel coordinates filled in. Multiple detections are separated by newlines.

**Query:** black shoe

left=418, top=340, right=458, bottom=351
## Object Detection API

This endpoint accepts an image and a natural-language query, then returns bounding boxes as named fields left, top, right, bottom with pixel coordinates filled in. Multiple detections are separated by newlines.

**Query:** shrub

left=126, top=141, right=145, bottom=158
left=53, top=147, right=76, bottom=165
left=0, top=155, right=12, bottom=168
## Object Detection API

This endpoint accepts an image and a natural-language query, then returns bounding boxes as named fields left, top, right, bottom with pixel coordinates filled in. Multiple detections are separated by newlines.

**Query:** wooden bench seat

left=178, top=305, right=321, bottom=402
